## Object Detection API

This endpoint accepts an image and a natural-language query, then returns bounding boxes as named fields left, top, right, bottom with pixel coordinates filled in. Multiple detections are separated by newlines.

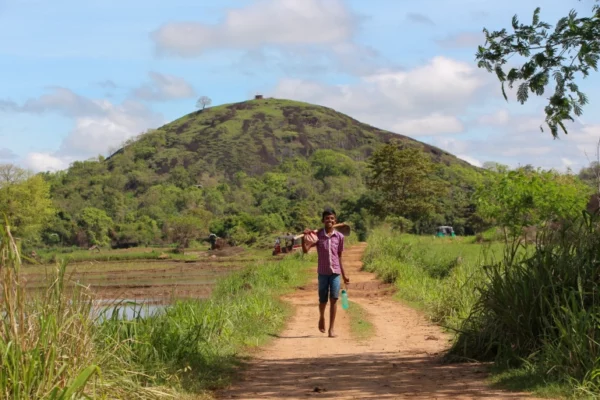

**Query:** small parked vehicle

left=272, top=234, right=302, bottom=255
left=436, top=226, right=455, bottom=238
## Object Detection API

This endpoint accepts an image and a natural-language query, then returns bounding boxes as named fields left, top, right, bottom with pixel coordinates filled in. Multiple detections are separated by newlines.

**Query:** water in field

left=25, top=259, right=248, bottom=320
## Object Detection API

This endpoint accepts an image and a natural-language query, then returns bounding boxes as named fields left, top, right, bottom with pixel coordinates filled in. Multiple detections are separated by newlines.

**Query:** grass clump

left=449, top=213, right=600, bottom=396
left=363, top=229, right=502, bottom=329
left=104, top=251, right=314, bottom=393
left=1, top=223, right=169, bottom=399
left=346, top=301, right=375, bottom=341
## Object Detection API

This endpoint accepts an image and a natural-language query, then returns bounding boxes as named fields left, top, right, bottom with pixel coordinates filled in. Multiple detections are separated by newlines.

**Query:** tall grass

left=363, top=229, right=502, bottom=329
left=449, top=213, right=600, bottom=394
left=98, top=251, right=314, bottom=393
left=366, top=218, right=600, bottom=395
left=0, top=223, right=174, bottom=399
left=1, top=220, right=314, bottom=398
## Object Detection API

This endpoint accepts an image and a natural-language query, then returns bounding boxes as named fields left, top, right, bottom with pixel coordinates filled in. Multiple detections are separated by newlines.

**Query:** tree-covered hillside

left=9, top=98, right=486, bottom=250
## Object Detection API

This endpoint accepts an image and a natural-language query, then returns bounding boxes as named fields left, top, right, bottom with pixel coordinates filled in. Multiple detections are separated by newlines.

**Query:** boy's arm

left=340, top=255, right=349, bottom=283
left=339, top=237, right=349, bottom=283
left=301, top=229, right=315, bottom=253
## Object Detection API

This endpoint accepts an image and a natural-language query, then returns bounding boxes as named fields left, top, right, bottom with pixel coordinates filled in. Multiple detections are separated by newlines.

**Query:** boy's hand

left=343, top=275, right=350, bottom=284
left=303, top=228, right=314, bottom=235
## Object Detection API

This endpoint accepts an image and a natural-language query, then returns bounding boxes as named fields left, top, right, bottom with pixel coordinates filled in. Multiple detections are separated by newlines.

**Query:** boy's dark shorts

left=318, top=273, right=340, bottom=304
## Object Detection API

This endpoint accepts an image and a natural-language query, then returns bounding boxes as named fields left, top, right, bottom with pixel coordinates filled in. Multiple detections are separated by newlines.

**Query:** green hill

left=108, top=98, right=473, bottom=179
left=40, top=98, right=483, bottom=250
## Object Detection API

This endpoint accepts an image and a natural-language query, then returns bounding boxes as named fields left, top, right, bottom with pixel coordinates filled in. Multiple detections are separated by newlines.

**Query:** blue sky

left=1, top=0, right=599, bottom=172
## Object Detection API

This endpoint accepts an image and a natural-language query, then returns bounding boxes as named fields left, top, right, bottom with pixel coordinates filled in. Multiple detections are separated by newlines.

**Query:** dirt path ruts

left=218, top=243, right=543, bottom=399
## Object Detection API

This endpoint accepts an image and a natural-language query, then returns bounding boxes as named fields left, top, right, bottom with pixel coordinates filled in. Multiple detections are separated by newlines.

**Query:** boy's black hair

left=321, top=208, right=336, bottom=221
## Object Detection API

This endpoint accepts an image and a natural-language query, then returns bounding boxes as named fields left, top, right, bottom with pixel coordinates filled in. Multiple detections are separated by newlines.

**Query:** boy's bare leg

left=328, top=298, right=338, bottom=337
left=319, top=303, right=326, bottom=333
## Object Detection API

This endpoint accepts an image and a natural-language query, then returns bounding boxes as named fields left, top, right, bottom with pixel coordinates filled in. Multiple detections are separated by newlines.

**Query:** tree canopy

left=0, top=164, right=55, bottom=242
left=366, top=142, right=446, bottom=225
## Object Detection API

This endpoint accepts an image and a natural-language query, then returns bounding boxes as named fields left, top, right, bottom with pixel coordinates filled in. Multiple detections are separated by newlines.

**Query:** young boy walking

left=302, top=208, right=349, bottom=338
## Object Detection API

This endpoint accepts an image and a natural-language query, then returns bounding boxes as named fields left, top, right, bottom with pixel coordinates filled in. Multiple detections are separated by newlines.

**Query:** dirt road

left=218, top=243, right=540, bottom=399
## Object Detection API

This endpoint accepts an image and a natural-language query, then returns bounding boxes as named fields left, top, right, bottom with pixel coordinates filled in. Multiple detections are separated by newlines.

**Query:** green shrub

left=449, top=212, right=600, bottom=393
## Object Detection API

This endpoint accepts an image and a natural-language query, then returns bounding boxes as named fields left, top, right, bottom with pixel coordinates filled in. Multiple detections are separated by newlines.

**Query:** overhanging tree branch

left=477, top=2, right=600, bottom=137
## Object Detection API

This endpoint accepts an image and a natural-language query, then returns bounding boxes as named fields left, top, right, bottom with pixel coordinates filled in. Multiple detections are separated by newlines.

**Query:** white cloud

left=391, top=114, right=464, bottom=136
left=132, top=72, right=196, bottom=101
left=152, top=0, right=357, bottom=57
left=5, top=89, right=165, bottom=172
left=23, top=152, right=72, bottom=172
left=442, top=111, right=600, bottom=172
left=269, top=53, right=600, bottom=171
left=477, top=109, right=510, bottom=125
left=457, top=154, right=482, bottom=167
left=0, top=87, right=103, bottom=117
left=272, top=56, right=486, bottom=134
left=57, top=100, right=163, bottom=156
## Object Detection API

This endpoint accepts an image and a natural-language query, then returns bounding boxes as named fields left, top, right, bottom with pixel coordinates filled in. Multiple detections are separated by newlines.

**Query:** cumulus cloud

left=270, top=53, right=600, bottom=171
left=476, top=108, right=510, bottom=126
left=457, top=154, right=483, bottom=167
left=23, top=152, right=72, bottom=172
left=0, top=87, right=104, bottom=117
left=391, top=114, right=464, bottom=136
left=152, top=0, right=357, bottom=56
left=0, top=148, right=17, bottom=160
left=406, top=12, right=435, bottom=26
left=439, top=109, right=600, bottom=172
left=151, top=0, right=381, bottom=76
left=437, top=31, right=484, bottom=48
left=132, top=72, right=196, bottom=101
left=4, top=89, right=164, bottom=172
left=56, top=100, right=163, bottom=156
left=272, top=56, right=487, bottom=133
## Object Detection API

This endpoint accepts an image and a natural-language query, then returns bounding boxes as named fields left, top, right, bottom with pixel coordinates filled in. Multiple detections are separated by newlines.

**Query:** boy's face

left=322, top=213, right=336, bottom=229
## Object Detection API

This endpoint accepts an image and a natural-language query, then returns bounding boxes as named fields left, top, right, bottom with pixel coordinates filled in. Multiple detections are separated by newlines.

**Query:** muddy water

left=23, top=259, right=248, bottom=319
left=93, top=299, right=166, bottom=320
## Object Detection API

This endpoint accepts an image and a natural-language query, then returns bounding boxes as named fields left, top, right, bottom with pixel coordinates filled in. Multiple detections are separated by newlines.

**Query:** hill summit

left=109, top=98, right=471, bottom=178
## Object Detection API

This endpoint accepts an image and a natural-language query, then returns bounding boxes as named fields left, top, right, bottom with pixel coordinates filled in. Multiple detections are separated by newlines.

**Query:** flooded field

left=20, top=248, right=265, bottom=307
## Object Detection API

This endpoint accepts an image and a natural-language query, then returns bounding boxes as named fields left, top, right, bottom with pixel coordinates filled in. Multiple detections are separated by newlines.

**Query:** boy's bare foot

left=328, top=330, right=338, bottom=338
left=319, top=317, right=326, bottom=333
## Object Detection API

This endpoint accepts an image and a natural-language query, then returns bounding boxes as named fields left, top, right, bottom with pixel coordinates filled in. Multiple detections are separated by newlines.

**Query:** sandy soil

left=217, top=243, right=544, bottom=399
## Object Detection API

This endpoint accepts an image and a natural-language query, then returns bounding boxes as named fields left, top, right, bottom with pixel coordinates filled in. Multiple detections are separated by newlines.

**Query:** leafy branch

left=477, top=2, right=600, bottom=137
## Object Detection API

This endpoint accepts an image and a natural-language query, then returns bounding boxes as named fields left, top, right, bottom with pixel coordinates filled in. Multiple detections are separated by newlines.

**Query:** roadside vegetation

left=0, top=222, right=314, bottom=399
left=346, top=301, right=375, bottom=341
left=364, top=164, right=599, bottom=398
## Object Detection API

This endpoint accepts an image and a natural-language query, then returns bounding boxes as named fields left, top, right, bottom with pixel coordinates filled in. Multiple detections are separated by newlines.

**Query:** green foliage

left=0, top=164, right=54, bottom=242
left=449, top=212, right=600, bottom=395
left=363, top=228, right=504, bottom=331
left=78, top=207, right=114, bottom=247
left=166, top=210, right=212, bottom=251
left=477, top=3, right=600, bottom=136
left=310, top=149, right=357, bottom=180
left=1, top=219, right=314, bottom=398
left=367, top=141, right=446, bottom=226
left=578, top=160, right=600, bottom=190
left=0, top=224, right=164, bottom=399
left=475, top=167, right=592, bottom=238
left=94, top=253, right=314, bottom=394
left=113, top=215, right=162, bottom=247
